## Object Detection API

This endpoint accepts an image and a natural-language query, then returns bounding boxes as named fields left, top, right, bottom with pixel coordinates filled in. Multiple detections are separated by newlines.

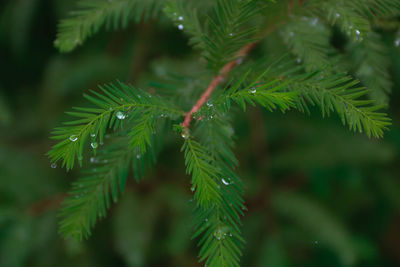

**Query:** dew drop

left=355, top=29, right=360, bottom=36
left=181, top=129, right=190, bottom=139
left=229, top=32, right=233, bottom=37
left=90, top=133, right=96, bottom=138
left=221, top=178, right=230, bottom=185
left=116, top=111, right=126, bottom=120
left=136, top=154, right=141, bottom=159
left=314, top=240, right=319, bottom=245
left=178, top=16, right=183, bottom=21
left=69, top=135, right=78, bottom=142
left=178, top=24, right=184, bottom=30
left=249, top=87, right=257, bottom=94
left=205, top=218, right=208, bottom=222
left=206, top=101, right=213, bottom=107
left=90, top=157, right=96, bottom=163
left=191, top=185, right=195, bottom=192
left=91, top=142, right=98, bottom=149
left=335, top=13, right=341, bottom=18
left=51, top=163, right=57, bottom=169
left=296, top=58, right=302, bottom=63
left=289, top=31, right=294, bottom=37
left=394, top=39, right=400, bottom=47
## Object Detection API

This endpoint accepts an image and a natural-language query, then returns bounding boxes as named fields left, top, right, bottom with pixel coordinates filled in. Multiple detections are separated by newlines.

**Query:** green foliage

left=191, top=117, right=246, bottom=267
left=46, top=0, right=400, bottom=266
left=182, top=137, right=222, bottom=208
left=55, top=0, right=166, bottom=52
left=47, top=81, right=183, bottom=170
left=287, top=71, right=391, bottom=138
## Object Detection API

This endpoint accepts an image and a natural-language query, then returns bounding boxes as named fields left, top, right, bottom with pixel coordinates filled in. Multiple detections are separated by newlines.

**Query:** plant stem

left=182, top=42, right=257, bottom=128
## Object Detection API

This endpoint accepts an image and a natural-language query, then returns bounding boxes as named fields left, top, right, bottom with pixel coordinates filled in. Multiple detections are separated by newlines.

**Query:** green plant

left=48, top=0, right=399, bottom=266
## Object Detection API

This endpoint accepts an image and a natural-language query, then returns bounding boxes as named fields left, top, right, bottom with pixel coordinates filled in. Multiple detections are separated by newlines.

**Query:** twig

left=182, top=42, right=257, bottom=129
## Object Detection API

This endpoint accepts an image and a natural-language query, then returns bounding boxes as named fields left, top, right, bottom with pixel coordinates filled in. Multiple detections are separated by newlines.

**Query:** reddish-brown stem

left=182, top=42, right=257, bottom=128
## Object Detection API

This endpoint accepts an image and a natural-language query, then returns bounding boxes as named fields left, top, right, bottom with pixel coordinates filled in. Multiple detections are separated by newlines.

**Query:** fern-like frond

left=164, top=1, right=206, bottom=51
left=55, top=0, right=166, bottom=52
left=288, top=72, right=391, bottom=138
left=307, top=0, right=370, bottom=41
left=203, top=0, right=260, bottom=71
left=281, top=16, right=333, bottom=71
left=48, top=81, right=183, bottom=170
left=348, top=32, right=392, bottom=104
left=59, top=137, right=156, bottom=240
left=215, top=70, right=298, bottom=113
left=189, top=117, right=245, bottom=267
left=182, top=138, right=222, bottom=208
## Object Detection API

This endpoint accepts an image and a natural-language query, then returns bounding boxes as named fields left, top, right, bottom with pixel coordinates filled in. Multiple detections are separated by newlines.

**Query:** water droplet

left=178, top=24, right=184, bottom=30
left=289, top=31, right=294, bottom=37
left=191, top=185, right=195, bottom=192
left=178, top=16, right=183, bottom=21
left=355, top=29, right=360, bottom=35
left=136, top=154, right=141, bottom=159
left=90, top=133, right=96, bottom=138
left=69, top=135, right=78, bottom=142
left=314, top=240, right=319, bottom=245
left=296, top=58, right=302, bottom=63
left=311, top=18, right=318, bottom=26
left=222, top=178, right=230, bottom=185
left=394, top=39, right=400, bottom=47
left=205, top=218, right=208, bottom=222
left=181, top=129, right=190, bottom=139
left=206, top=101, right=213, bottom=107
left=336, top=13, right=341, bottom=18
left=173, top=12, right=177, bottom=16
left=229, top=32, right=233, bottom=37
left=249, top=87, right=257, bottom=94
left=91, top=142, right=98, bottom=149
left=116, top=111, right=126, bottom=120
left=229, top=233, right=233, bottom=237
left=51, top=163, right=57, bottom=169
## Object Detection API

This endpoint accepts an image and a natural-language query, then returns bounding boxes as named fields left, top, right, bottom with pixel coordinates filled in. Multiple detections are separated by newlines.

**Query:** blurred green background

left=1, top=1, right=400, bottom=266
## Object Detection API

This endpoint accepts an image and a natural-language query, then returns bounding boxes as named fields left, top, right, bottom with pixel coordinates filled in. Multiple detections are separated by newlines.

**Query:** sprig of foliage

left=182, top=137, right=222, bottom=208
left=49, top=0, right=397, bottom=266
left=348, top=32, right=392, bottom=104
left=59, top=137, right=157, bottom=240
left=204, top=0, right=260, bottom=71
left=214, top=70, right=298, bottom=113
left=191, top=117, right=246, bottom=267
left=47, top=81, right=183, bottom=170
left=55, top=0, right=166, bottom=52
left=288, top=71, right=391, bottom=138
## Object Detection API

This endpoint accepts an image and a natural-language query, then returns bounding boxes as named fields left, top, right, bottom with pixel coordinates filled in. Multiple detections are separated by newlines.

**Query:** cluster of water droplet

left=172, top=12, right=184, bottom=30
left=213, top=227, right=233, bottom=241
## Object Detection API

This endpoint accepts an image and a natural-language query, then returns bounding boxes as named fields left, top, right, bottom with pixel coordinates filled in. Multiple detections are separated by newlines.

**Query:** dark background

left=1, top=1, right=400, bottom=266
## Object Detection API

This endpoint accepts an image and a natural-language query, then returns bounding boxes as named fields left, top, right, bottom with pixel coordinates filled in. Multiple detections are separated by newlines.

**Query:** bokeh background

left=1, top=1, right=400, bottom=266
